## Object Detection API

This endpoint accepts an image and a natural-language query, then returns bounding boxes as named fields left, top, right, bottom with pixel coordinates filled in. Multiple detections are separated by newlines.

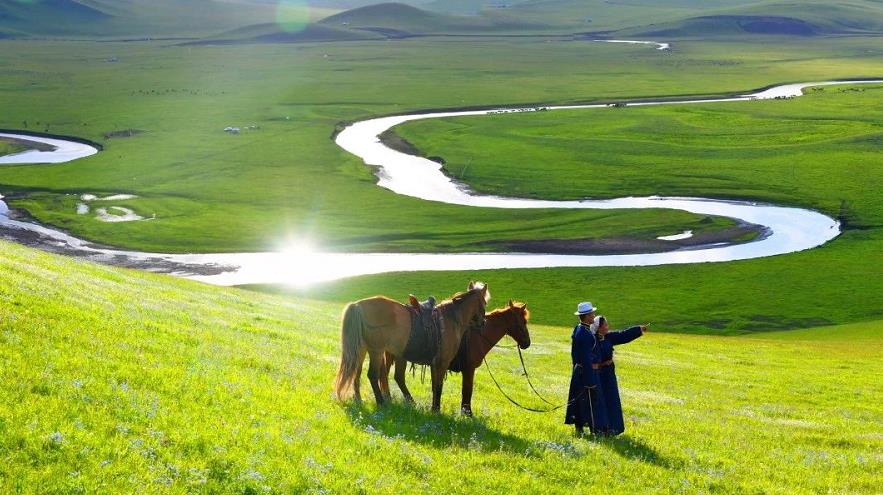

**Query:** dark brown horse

left=334, top=281, right=489, bottom=411
left=454, top=300, right=531, bottom=416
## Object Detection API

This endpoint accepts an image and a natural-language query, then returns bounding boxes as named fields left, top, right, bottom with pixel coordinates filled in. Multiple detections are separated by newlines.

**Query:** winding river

left=1, top=76, right=881, bottom=286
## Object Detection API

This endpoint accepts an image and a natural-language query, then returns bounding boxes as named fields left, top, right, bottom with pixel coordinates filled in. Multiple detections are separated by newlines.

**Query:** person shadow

left=598, top=434, right=676, bottom=468
left=345, top=401, right=535, bottom=455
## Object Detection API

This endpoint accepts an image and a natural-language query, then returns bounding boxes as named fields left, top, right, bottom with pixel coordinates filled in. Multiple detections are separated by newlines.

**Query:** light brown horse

left=334, top=281, right=489, bottom=411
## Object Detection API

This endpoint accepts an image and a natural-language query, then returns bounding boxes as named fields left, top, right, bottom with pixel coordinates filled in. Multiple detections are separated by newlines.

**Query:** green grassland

left=2, top=3, right=883, bottom=492
left=1, top=239, right=881, bottom=493
left=1, top=37, right=882, bottom=254
left=394, top=84, right=883, bottom=224
left=295, top=84, right=883, bottom=333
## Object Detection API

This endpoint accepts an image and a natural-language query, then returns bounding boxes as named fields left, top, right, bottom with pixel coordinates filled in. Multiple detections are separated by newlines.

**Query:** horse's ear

left=508, top=299, right=514, bottom=307
left=468, top=281, right=475, bottom=290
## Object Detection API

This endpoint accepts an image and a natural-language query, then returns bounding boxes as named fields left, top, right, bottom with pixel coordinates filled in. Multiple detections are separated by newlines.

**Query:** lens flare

left=275, top=0, right=312, bottom=33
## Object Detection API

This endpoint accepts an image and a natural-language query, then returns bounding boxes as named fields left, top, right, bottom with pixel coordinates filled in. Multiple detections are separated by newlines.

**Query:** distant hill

left=319, top=2, right=454, bottom=32
left=183, top=22, right=384, bottom=45
left=0, top=0, right=287, bottom=38
left=0, top=0, right=110, bottom=36
left=317, top=2, right=545, bottom=34
left=632, top=15, right=820, bottom=37
left=309, top=0, right=434, bottom=8
left=1, top=0, right=879, bottom=40
left=623, top=1, right=883, bottom=38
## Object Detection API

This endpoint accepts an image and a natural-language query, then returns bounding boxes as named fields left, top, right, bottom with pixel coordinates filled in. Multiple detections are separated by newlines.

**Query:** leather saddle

left=403, top=294, right=440, bottom=365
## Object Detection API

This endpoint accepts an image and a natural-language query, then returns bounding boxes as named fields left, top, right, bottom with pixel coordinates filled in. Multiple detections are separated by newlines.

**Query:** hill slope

left=0, top=0, right=297, bottom=38
left=1, top=239, right=881, bottom=492
left=0, top=0, right=110, bottom=36
left=317, top=2, right=545, bottom=34
left=624, top=1, right=883, bottom=37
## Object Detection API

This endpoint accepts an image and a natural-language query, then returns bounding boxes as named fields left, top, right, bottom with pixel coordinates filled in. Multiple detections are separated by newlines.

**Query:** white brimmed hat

left=574, top=302, right=597, bottom=316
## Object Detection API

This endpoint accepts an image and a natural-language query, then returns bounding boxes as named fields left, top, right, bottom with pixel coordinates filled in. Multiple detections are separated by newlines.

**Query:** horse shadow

left=345, top=401, right=535, bottom=454
left=598, top=434, right=675, bottom=468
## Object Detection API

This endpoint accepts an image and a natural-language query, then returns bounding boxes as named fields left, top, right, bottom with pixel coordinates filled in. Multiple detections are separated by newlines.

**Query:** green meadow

left=1, top=240, right=881, bottom=493
left=0, top=37, right=882, bottom=253
left=2, top=0, right=883, bottom=492
left=395, top=84, right=883, bottom=220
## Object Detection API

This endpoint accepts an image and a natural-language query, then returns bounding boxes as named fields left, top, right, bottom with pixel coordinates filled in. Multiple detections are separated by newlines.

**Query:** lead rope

left=482, top=355, right=587, bottom=413
left=478, top=313, right=559, bottom=407
left=474, top=315, right=563, bottom=409
left=516, top=345, right=560, bottom=407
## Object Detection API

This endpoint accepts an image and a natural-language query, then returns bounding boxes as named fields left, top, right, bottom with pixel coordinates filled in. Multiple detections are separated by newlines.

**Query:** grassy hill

left=317, top=2, right=544, bottom=34
left=188, top=22, right=383, bottom=45
left=3, top=0, right=880, bottom=40
left=0, top=0, right=337, bottom=38
left=0, top=0, right=109, bottom=36
left=1, top=238, right=881, bottom=492
left=624, top=0, right=883, bottom=37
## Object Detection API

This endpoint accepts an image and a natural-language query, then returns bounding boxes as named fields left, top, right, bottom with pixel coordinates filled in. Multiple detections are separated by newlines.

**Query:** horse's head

left=505, top=299, right=531, bottom=349
left=461, top=280, right=490, bottom=332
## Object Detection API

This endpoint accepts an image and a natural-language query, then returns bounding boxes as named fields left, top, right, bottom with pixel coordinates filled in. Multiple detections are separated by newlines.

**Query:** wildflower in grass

left=242, top=468, right=264, bottom=482
left=48, top=431, right=64, bottom=445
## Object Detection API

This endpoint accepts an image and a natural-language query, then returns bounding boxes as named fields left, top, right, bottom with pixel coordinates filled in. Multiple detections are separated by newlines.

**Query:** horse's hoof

left=461, top=407, right=473, bottom=417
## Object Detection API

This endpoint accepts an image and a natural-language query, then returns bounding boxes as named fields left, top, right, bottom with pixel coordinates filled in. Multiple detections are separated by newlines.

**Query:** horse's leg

left=430, top=363, right=446, bottom=412
left=367, top=349, right=386, bottom=406
left=461, top=365, right=475, bottom=417
left=379, top=351, right=392, bottom=402
left=393, top=356, right=415, bottom=405
left=353, top=347, right=367, bottom=403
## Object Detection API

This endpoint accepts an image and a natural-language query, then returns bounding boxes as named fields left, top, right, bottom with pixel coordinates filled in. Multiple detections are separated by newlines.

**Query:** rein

left=478, top=309, right=577, bottom=413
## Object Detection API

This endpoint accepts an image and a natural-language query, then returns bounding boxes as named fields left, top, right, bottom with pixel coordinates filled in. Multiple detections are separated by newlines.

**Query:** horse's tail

left=334, top=302, right=365, bottom=400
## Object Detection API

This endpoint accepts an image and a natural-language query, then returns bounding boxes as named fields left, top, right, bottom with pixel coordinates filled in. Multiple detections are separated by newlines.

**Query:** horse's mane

left=486, top=301, right=530, bottom=321
left=439, top=281, right=488, bottom=307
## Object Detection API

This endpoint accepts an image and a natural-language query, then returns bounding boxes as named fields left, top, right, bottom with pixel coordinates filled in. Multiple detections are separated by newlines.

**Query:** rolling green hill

left=0, top=0, right=109, bottom=36
left=189, top=21, right=383, bottom=45
left=623, top=1, right=883, bottom=37
left=317, top=2, right=545, bottom=34
left=0, top=0, right=334, bottom=38
left=1, top=238, right=881, bottom=492
left=3, top=0, right=881, bottom=40
left=632, top=15, right=821, bottom=37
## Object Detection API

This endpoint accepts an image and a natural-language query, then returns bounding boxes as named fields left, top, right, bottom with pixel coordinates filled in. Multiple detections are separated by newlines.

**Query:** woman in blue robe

left=593, top=315, right=647, bottom=435
left=564, top=302, right=610, bottom=436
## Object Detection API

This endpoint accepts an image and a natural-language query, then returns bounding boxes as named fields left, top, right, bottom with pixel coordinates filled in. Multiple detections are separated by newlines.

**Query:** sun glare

left=282, top=238, right=318, bottom=258
left=276, top=238, right=334, bottom=288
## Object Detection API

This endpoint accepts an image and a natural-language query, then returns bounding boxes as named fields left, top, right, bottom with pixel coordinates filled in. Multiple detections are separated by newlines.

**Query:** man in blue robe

left=593, top=315, right=647, bottom=435
left=564, top=302, right=610, bottom=436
